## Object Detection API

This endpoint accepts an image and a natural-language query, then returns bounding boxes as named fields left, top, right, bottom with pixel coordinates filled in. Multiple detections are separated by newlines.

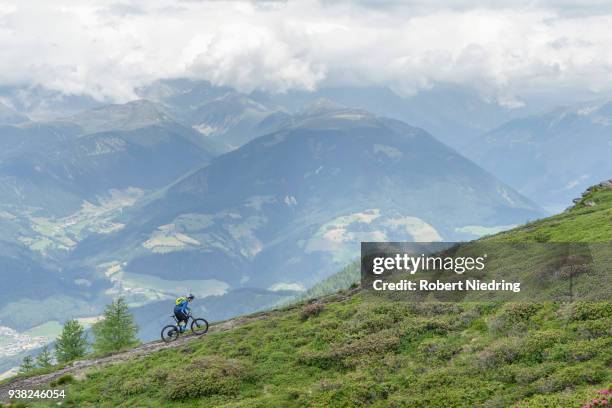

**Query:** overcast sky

left=1, top=0, right=612, bottom=106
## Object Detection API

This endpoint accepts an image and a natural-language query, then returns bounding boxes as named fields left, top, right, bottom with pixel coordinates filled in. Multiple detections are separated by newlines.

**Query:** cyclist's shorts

left=174, top=310, right=188, bottom=322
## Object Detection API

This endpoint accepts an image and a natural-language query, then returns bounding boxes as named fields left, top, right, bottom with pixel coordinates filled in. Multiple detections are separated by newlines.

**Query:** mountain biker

left=174, top=294, right=194, bottom=332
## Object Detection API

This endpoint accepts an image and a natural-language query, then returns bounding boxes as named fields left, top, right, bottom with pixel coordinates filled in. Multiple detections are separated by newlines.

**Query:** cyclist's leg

left=177, top=311, right=188, bottom=332
left=174, top=310, right=185, bottom=332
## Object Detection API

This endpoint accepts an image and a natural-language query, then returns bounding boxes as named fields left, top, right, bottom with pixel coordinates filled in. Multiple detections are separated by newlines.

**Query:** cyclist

left=174, top=294, right=194, bottom=332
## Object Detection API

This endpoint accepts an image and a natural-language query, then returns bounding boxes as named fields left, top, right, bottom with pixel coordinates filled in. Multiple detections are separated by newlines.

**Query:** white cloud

left=1, top=0, right=612, bottom=103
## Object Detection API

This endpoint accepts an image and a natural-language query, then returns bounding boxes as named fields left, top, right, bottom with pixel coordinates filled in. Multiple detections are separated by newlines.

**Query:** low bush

left=298, top=329, right=401, bottom=369
left=119, top=378, right=149, bottom=396
left=416, top=337, right=460, bottom=362
left=534, top=364, right=607, bottom=394
left=164, top=356, right=252, bottom=400
left=49, top=373, right=74, bottom=387
left=512, top=364, right=558, bottom=385
left=571, top=320, right=611, bottom=340
left=565, top=302, right=612, bottom=321
left=477, top=337, right=523, bottom=369
left=300, top=302, right=324, bottom=321
left=408, top=302, right=463, bottom=316
left=488, top=302, right=542, bottom=333
left=533, top=231, right=550, bottom=243
left=520, top=330, right=565, bottom=363
left=547, top=338, right=609, bottom=363
left=581, top=388, right=611, bottom=408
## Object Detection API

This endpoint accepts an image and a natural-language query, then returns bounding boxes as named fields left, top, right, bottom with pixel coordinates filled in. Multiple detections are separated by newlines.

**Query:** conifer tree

left=19, top=355, right=35, bottom=374
left=55, top=319, right=88, bottom=363
left=92, top=297, right=139, bottom=353
left=35, top=345, right=53, bottom=369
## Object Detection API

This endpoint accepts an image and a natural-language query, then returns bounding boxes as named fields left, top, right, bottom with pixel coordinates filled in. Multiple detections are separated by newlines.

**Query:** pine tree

left=19, top=355, right=35, bottom=374
left=35, top=345, right=53, bottom=369
left=55, top=319, right=88, bottom=363
left=92, top=297, right=139, bottom=354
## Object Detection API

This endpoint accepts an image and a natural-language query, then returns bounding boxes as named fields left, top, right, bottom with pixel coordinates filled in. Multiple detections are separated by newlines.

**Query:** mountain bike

left=161, top=312, right=209, bottom=343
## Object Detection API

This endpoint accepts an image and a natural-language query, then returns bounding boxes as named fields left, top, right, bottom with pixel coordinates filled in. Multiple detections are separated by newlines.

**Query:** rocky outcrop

left=567, top=179, right=612, bottom=211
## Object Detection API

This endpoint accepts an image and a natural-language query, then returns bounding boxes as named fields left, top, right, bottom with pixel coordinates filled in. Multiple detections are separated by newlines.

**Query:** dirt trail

left=0, top=289, right=357, bottom=403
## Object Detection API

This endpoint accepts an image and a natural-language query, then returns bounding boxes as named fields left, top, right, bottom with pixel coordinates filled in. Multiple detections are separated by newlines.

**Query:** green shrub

left=164, top=356, right=252, bottom=400
left=417, top=337, right=460, bottom=362
left=477, top=337, right=523, bottom=369
left=310, top=381, right=392, bottom=406
left=397, top=317, right=456, bottom=353
left=120, top=378, right=149, bottom=396
left=49, top=373, right=74, bottom=387
left=300, top=302, right=324, bottom=321
left=408, top=302, right=463, bottom=316
left=298, top=329, right=401, bottom=369
left=345, top=309, right=398, bottom=334
left=230, top=344, right=252, bottom=357
left=534, top=364, right=607, bottom=393
left=580, top=387, right=612, bottom=408
left=513, top=364, right=558, bottom=385
left=520, top=330, right=565, bottom=363
left=547, top=338, right=610, bottom=362
left=571, top=320, right=611, bottom=339
left=506, top=302, right=542, bottom=321
left=533, top=231, right=550, bottom=243
left=566, top=302, right=612, bottom=321
left=151, top=368, right=168, bottom=383
left=515, top=391, right=593, bottom=408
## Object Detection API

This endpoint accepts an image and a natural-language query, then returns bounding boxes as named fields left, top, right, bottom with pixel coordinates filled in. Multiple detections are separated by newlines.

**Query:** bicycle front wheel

left=191, top=318, right=209, bottom=335
left=161, top=325, right=180, bottom=343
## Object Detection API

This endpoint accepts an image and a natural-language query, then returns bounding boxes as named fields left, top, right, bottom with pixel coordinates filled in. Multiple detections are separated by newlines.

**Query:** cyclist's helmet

left=187, top=294, right=195, bottom=301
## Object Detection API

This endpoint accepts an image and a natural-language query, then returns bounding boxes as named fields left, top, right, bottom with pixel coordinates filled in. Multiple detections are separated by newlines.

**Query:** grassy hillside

left=489, top=186, right=612, bottom=243
left=5, top=187, right=612, bottom=408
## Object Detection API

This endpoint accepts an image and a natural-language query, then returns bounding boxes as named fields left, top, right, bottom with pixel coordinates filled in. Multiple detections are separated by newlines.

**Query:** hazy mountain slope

left=0, top=103, right=219, bottom=341
left=141, top=79, right=539, bottom=150
left=258, top=84, right=535, bottom=149
left=137, top=80, right=290, bottom=153
left=135, top=78, right=232, bottom=114
left=0, top=96, right=542, bottom=366
left=0, top=85, right=102, bottom=121
left=62, top=100, right=174, bottom=135
left=0, top=102, right=29, bottom=125
left=12, top=186, right=612, bottom=408
left=0, top=121, right=82, bottom=160
left=489, top=180, right=612, bottom=242
left=7, top=123, right=214, bottom=198
left=65, top=108, right=542, bottom=342
left=299, top=180, right=612, bottom=302
left=187, top=93, right=289, bottom=152
left=466, top=101, right=612, bottom=212
left=0, top=100, right=216, bottom=229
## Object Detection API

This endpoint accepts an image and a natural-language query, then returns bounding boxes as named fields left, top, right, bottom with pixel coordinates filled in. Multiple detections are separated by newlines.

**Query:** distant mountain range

left=56, top=103, right=541, bottom=339
left=89, top=104, right=541, bottom=279
left=466, top=100, right=612, bottom=211
left=0, top=78, right=604, bottom=354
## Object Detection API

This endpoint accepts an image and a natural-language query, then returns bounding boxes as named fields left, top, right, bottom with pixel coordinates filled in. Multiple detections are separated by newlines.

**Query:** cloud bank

left=1, top=0, right=612, bottom=104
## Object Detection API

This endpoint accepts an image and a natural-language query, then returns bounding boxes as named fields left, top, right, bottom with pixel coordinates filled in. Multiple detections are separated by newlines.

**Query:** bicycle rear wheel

left=161, top=324, right=180, bottom=342
left=191, top=318, right=209, bottom=335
